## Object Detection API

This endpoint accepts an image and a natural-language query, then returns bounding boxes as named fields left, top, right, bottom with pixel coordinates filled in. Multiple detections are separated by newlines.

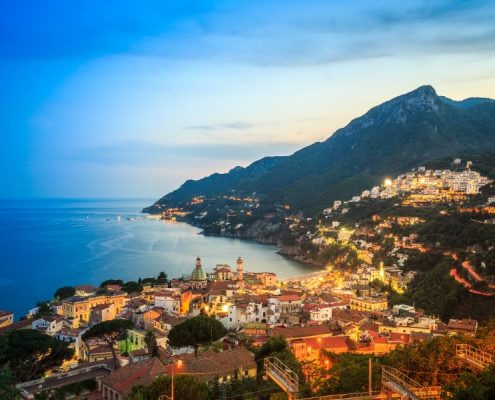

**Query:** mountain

left=145, top=85, right=495, bottom=215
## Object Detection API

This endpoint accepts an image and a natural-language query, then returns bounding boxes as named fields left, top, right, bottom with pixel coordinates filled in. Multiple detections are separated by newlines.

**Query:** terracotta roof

left=389, top=332, right=410, bottom=344
left=130, top=349, right=148, bottom=357
left=90, top=345, right=114, bottom=355
left=0, top=311, right=13, bottom=317
left=0, top=318, right=33, bottom=333
left=332, top=308, right=369, bottom=324
left=168, top=347, right=256, bottom=381
left=278, top=294, right=302, bottom=302
left=447, top=318, right=478, bottom=332
left=272, top=325, right=331, bottom=339
left=159, top=314, right=183, bottom=326
left=41, top=315, right=65, bottom=323
left=57, top=327, right=84, bottom=336
left=101, top=357, right=166, bottom=396
left=303, top=336, right=349, bottom=351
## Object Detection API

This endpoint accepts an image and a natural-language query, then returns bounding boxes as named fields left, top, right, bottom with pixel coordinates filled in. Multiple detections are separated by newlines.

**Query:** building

left=74, top=285, right=99, bottom=297
left=90, top=303, right=116, bottom=325
left=171, top=346, right=257, bottom=383
left=272, top=325, right=332, bottom=341
left=127, top=328, right=147, bottom=350
left=154, top=288, right=192, bottom=316
left=55, top=327, right=86, bottom=360
left=447, top=318, right=478, bottom=336
left=101, top=357, right=166, bottom=400
left=350, top=296, right=388, bottom=312
left=214, top=264, right=233, bottom=281
left=88, top=345, right=114, bottom=363
left=62, top=291, right=126, bottom=324
left=32, top=315, right=65, bottom=335
left=255, top=272, right=277, bottom=286
left=291, top=336, right=349, bottom=360
left=0, top=311, right=13, bottom=328
left=236, top=256, right=244, bottom=281
left=190, top=256, right=208, bottom=290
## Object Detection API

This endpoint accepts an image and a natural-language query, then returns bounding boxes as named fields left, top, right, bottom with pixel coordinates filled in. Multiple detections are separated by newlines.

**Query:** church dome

left=191, top=256, right=207, bottom=281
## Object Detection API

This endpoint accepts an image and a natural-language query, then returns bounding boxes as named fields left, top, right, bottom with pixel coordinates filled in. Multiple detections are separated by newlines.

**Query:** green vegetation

left=53, top=286, right=75, bottom=300
left=255, top=336, right=311, bottom=398
left=0, top=366, right=20, bottom=399
left=445, top=366, right=495, bottom=400
left=146, top=86, right=495, bottom=216
left=34, top=301, right=52, bottom=318
left=144, top=331, right=158, bottom=357
left=0, top=330, right=74, bottom=382
left=82, top=319, right=133, bottom=369
left=131, top=375, right=209, bottom=400
left=100, top=279, right=124, bottom=288
left=168, top=314, right=227, bottom=357
left=121, top=281, right=143, bottom=294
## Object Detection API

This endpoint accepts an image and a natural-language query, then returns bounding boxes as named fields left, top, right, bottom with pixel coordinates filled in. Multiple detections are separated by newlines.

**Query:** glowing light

left=177, top=359, right=183, bottom=367
left=384, top=178, right=392, bottom=187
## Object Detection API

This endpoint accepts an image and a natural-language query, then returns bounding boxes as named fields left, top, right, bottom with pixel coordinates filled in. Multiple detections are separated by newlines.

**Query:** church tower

left=236, top=256, right=244, bottom=281
left=190, top=256, right=207, bottom=290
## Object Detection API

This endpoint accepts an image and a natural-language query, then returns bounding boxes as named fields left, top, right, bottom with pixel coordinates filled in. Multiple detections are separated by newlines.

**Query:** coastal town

left=0, top=254, right=482, bottom=400
left=1, top=161, right=495, bottom=400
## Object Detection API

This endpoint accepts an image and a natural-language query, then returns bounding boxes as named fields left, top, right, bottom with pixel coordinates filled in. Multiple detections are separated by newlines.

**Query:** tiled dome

left=191, top=256, right=207, bottom=281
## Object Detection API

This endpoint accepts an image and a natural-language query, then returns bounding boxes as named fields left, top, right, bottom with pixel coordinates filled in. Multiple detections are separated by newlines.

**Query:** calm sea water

left=0, top=199, right=314, bottom=319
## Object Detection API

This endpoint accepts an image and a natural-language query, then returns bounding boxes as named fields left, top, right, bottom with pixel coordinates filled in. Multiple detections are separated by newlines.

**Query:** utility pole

left=368, top=357, right=372, bottom=396
left=220, top=383, right=227, bottom=400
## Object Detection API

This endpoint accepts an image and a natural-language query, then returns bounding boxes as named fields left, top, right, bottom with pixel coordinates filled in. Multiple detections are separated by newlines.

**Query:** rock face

left=146, top=85, right=495, bottom=215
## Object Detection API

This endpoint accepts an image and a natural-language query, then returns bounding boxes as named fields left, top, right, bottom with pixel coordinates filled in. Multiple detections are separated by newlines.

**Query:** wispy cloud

left=3, top=0, right=495, bottom=65
left=186, top=121, right=253, bottom=131
left=69, top=140, right=306, bottom=166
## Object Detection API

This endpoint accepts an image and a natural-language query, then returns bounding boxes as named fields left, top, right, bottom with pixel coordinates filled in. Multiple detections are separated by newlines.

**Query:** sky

left=1, top=0, right=495, bottom=199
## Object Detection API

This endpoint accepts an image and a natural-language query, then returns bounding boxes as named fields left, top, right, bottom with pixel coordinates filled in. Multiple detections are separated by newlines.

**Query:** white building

left=32, top=315, right=65, bottom=335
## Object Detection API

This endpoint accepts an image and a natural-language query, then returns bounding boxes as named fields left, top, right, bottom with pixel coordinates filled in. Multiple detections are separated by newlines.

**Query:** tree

left=122, top=281, right=143, bottom=294
left=0, top=330, right=74, bottom=382
left=131, top=375, right=209, bottom=400
left=54, top=286, right=75, bottom=300
left=168, top=315, right=226, bottom=357
left=156, top=271, right=168, bottom=285
left=0, top=365, right=20, bottom=399
left=100, top=279, right=124, bottom=288
left=34, top=301, right=51, bottom=318
left=144, top=331, right=158, bottom=357
left=446, top=366, right=495, bottom=400
left=82, top=319, right=133, bottom=369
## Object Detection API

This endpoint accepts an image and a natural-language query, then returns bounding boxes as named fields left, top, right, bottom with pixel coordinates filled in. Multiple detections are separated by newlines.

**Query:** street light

left=159, top=360, right=184, bottom=400
left=171, top=359, right=183, bottom=400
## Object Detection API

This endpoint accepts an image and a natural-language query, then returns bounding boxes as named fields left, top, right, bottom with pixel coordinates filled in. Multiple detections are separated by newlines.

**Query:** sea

left=0, top=198, right=315, bottom=319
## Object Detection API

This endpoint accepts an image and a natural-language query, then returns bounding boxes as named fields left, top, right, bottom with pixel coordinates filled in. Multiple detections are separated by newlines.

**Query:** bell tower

left=236, top=256, right=244, bottom=281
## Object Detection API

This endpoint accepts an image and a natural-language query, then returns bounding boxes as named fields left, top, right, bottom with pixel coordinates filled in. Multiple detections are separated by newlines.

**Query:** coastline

left=143, top=209, right=326, bottom=278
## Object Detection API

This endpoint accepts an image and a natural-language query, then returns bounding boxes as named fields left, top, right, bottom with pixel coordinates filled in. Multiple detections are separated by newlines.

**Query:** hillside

left=145, top=85, right=495, bottom=215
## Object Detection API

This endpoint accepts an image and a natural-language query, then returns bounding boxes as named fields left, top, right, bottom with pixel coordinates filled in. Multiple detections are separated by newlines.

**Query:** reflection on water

left=0, top=198, right=316, bottom=318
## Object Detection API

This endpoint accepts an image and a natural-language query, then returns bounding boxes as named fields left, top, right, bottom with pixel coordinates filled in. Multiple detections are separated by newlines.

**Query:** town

left=1, top=161, right=495, bottom=400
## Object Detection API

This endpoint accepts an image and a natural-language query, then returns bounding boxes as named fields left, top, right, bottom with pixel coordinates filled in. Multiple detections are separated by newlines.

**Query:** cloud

left=186, top=121, right=253, bottom=131
left=69, top=140, right=306, bottom=166
left=4, top=0, right=495, bottom=65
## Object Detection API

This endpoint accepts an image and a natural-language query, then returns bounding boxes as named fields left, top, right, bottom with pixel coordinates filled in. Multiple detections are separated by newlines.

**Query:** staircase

left=381, top=366, right=441, bottom=400
left=264, top=357, right=299, bottom=399
left=456, top=344, right=494, bottom=370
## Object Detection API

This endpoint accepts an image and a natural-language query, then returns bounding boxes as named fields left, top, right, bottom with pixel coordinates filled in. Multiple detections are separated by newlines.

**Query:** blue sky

left=1, top=0, right=495, bottom=198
